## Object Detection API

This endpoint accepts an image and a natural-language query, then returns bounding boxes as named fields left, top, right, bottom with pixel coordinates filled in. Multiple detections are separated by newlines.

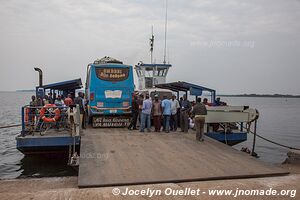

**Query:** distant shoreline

left=219, top=94, right=300, bottom=98
left=15, top=90, right=35, bottom=92
left=0, top=91, right=299, bottom=98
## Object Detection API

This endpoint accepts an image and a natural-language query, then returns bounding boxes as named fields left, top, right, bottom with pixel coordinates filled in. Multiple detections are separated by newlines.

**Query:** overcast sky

left=0, top=0, right=299, bottom=94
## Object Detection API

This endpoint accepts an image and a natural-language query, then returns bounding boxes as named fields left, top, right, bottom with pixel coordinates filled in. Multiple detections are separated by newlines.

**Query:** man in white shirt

left=170, top=94, right=180, bottom=131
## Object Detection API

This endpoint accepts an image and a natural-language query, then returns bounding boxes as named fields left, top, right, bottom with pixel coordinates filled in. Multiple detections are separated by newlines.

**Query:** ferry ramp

left=78, top=128, right=288, bottom=188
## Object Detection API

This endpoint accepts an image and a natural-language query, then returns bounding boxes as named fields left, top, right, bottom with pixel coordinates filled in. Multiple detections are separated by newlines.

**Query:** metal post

left=251, top=119, right=257, bottom=156
left=212, top=91, right=216, bottom=104
left=34, top=67, right=43, bottom=87
left=163, top=0, right=168, bottom=64
left=21, top=107, right=25, bottom=136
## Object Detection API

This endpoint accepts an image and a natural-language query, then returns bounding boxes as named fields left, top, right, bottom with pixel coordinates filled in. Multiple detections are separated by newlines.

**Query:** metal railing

left=21, top=105, right=73, bottom=136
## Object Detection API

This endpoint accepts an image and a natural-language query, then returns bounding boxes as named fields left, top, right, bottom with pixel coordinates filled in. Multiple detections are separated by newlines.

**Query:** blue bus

left=85, top=57, right=134, bottom=127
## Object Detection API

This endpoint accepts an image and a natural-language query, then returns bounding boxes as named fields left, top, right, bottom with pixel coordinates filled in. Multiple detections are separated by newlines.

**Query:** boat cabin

left=36, top=78, right=82, bottom=99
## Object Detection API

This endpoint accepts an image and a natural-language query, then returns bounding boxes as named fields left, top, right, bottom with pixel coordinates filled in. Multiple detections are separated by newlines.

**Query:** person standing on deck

left=161, top=95, right=172, bottom=133
left=191, top=98, right=207, bottom=141
left=152, top=94, right=162, bottom=132
left=54, top=95, right=65, bottom=106
left=170, top=95, right=180, bottom=131
left=140, top=94, right=152, bottom=132
left=128, top=94, right=139, bottom=130
left=64, top=94, right=73, bottom=106
left=29, top=95, right=38, bottom=123
left=180, top=94, right=191, bottom=133
left=137, top=94, right=144, bottom=124
left=178, top=96, right=183, bottom=127
left=74, top=92, right=84, bottom=129
left=81, top=93, right=87, bottom=129
left=48, top=93, right=54, bottom=104
left=43, top=95, right=50, bottom=105
left=53, top=93, right=57, bottom=103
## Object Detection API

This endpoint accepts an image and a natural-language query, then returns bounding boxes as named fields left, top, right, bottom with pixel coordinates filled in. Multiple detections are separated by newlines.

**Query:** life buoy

left=40, top=104, right=61, bottom=123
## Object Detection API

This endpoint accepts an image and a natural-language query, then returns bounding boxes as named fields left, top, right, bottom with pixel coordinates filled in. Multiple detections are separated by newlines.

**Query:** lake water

left=0, top=92, right=299, bottom=179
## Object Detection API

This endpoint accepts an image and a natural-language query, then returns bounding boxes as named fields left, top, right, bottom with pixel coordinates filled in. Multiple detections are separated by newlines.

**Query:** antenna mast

left=150, top=26, right=154, bottom=64
left=163, top=0, right=168, bottom=64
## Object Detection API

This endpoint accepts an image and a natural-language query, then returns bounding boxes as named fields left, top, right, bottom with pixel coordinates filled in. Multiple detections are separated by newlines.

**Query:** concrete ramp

left=78, top=128, right=288, bottom=187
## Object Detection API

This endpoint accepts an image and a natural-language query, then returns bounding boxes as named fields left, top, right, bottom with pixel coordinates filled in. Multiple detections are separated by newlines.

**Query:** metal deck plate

left=78, top=128, right=288, bottom=187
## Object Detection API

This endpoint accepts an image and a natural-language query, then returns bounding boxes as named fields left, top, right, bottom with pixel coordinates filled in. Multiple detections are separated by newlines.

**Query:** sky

left=0, top=0, right=299, bottom=94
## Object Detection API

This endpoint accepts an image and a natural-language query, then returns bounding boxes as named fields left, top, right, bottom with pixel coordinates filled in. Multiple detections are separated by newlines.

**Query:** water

left=221, top=97, right=300, bottom=164
left=0, top=92, right=299, bottom=179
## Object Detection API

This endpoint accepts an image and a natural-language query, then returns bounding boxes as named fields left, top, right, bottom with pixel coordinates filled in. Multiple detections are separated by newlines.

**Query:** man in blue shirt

left=161, top=95, right=172, bottom=133
left=140, top=94, right=152, bottom=132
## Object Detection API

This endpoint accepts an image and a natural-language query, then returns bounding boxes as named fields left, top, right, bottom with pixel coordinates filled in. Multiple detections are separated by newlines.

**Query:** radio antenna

left=150, top=26, right=154, bottom=64
left=163, top=0, right=168, bottom=64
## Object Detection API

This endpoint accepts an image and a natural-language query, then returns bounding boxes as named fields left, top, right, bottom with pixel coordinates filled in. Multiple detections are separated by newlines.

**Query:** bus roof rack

left=94, top=56, right=123, bottom=65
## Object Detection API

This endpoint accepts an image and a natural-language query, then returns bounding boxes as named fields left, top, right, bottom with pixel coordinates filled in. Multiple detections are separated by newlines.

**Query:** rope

left=248, top=130, right=300, bottom=150
left=0, top=124, right=22, bottom=129
left=239, top=123, right=300, bottom=151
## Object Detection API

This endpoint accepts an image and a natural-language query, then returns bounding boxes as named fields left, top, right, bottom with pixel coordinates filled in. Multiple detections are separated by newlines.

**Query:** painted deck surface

left=78, top=128, right=288, bottom=187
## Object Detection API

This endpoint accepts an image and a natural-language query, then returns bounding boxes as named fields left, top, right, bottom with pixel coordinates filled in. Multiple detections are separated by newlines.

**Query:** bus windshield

left=95, top=67, right=129, bottom=82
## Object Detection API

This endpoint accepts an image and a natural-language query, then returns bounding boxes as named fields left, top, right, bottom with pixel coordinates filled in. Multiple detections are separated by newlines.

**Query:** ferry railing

left=21, top=105, right=75, bottom=136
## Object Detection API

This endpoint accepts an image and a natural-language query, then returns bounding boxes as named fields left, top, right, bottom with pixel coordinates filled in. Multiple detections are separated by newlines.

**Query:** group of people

left=128, top=93, right=219, bottom=141
left=30, top=92, right=76, bottom=108
left=29, top=92, right=87, bottom=129
left=28, top=90, right=226, bottom=140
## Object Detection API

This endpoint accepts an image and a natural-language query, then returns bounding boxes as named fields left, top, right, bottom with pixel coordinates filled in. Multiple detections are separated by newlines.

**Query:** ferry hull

left=205, top=132, right=247, bottom=146
left=16, top=135, right=80, bottom=156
